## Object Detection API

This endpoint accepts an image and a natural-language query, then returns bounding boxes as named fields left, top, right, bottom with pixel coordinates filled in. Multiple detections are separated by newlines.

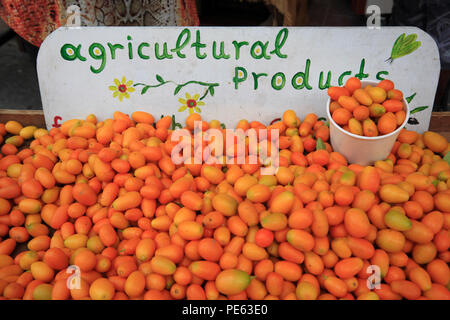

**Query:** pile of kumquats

left=0, top=104, right=449, bottom=300
left=329, top=78, right=407, bottom=136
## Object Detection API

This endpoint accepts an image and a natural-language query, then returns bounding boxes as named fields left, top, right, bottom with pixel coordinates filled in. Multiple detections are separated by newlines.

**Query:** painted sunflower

left=178, top=93, right=205, bottom=114
left=109, top=77, right=135, bottom=101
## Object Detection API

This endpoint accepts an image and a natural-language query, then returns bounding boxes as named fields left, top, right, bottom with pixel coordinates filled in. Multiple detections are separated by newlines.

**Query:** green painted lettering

left=291, top=59, right=312, bottom=90
left=271, top=72, right=286, bottom=90
left=191, top=30, right=207, bottom=59
left=250, top=41, right=270, bottom=60
left=171, top=28, right=191, bottom=58
left=233, top=67, right=248, bottom=89
left=338, top=71, right=352, bottom=86
left=376, top=71, right=389, bottom=80
left=318, top=71, right=332, bottom=89
left=60, top=44, right=86, bottom=61
left=212, top=41, right=230, bottom=59
left=155, top=42, right=173, bottom=60
left=355, top=58, right=369, bottom=80
left=127, top=35, right=133, bottom=59
left=107, top=43, right=124, bottom=60
left=137, top=42, right=150, bottom=60
left=88, top=43, right=106, bottom=73
left=251, top=72, right=268, bottom=90
left=232, top=41, right=249, bottom=60
left=270, top=28, right=288, bottom=59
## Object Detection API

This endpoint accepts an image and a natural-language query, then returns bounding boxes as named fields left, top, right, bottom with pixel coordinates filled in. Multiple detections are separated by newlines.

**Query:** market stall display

left=0, top=108, right=449, bottom=300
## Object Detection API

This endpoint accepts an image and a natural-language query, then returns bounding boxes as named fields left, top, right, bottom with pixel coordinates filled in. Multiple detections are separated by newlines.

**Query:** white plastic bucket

left=327, top=80, right=410, bottom=166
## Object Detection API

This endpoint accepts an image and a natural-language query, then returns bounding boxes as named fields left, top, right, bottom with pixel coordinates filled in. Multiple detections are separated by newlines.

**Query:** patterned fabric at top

left=0, top=0, right=199, bottom=47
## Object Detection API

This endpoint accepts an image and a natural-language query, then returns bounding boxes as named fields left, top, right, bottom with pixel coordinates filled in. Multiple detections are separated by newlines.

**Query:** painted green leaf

left=156, top=74, right=164, bottom=83
left=316, top=137, right=326, bottom=150
left=388, top=33, right=421, bottom=62
left=402, top=33, right=417, bottom=46
left=174, top=85, right=182, bottom=95
left=391, top=33, right=405, bottom=56
left=406, top=93, right=416, bottom=103
left=317, top=117, right=327, bottom=122
left=432, top=179, right=439, bottom=187
left=141, top=86, right=150, bottom=94
left=394, top=41, right=421, bottom=59
left=220, top=123, right=226, bottom=129
left=410, top=106, right=429, bottom=114
left=443, top=152, right=450, bottom=166
left=209, top=86, right=215, bottom=96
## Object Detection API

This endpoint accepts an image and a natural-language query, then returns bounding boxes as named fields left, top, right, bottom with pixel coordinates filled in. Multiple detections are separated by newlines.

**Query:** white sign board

left=37, top=26, right=440, bottom=132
